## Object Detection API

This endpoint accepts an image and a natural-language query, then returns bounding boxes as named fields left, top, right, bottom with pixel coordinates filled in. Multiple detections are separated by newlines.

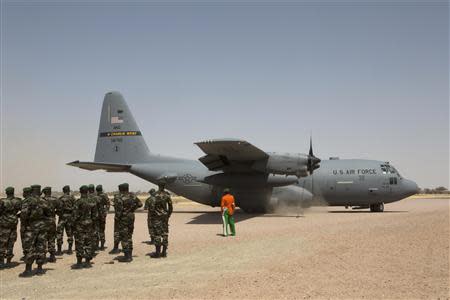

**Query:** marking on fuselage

left=177, top=173, right=198, bottom=185
left=333, top=169, right=377, bottom=175
left=99, top=131, right=141, bottom=137
left=337, top=181, right=354, bottom=184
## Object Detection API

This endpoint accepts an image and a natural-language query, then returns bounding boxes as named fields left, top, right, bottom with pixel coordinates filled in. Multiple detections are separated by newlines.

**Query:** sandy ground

left=0, top=197, right=448, bottom=300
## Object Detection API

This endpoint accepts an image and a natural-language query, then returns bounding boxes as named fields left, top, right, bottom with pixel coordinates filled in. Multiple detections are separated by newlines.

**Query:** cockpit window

left=380, top=164, right=402, bottom=178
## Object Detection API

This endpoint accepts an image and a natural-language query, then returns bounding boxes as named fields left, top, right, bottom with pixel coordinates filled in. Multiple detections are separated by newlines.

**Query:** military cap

left=223, top=188, right=230, bottom=194
left=23, top=187, right=32, bottom=193
left=31, top=184, right=41, bottom=190
left=96, top=185, right=103, bottom=191
left=5, top=186, right=14, bottom=194
left=80, top=185, right=88, bottom=193
left=42, top=186, right=51, bottom=193
left=63, top=185, right=70, bottom=192
left=88, top=184, right=95, bottom=190
left=149, top=188, right=156, bottom=194
left=118, top=183, right=129, bottom=191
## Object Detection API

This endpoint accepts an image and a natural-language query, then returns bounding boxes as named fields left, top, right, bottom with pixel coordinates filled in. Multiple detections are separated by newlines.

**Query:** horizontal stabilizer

left=67, top=160, right=131, bottom=172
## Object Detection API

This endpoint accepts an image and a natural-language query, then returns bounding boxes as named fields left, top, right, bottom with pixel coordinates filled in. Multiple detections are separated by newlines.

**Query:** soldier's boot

left=67, top=242, right=73, bottom=255
left=36, top=264, right=44, bottom=275
left=100, top=241, right=105, bottom=251
left=84, top=258, right=92, bottom=268
left=6, top=257, right=12, bottom=265
left=19, top=263, right=33, bottom=277
left=0, top=257, right=5, bottom=269
left=149, top=237, right=155, bottom=245
left=161, top=245, right=167, bottom=258
left=109, top=242, right=120, bottom=254
left=48, top=252, right=56, bottom=263
left=129, top=249, right=133, bottom=261
left=118, top=251, right=132, bottom=263
left=20, top=255, right=26, bottom=261
left=150, top=245, right=161, bottom=258
left=72, top=257, right=83, bottom=269
left=56, top=244, right=63, bottom=256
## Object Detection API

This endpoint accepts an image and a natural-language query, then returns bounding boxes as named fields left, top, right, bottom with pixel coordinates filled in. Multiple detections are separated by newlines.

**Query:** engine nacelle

left=269, top=185, right=313, bottom=210
left=252, top=153, right=309, bottom=177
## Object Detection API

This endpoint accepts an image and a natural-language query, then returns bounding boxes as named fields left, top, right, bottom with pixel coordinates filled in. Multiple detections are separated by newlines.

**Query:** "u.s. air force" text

left=332, top=169, right=377, bottom=175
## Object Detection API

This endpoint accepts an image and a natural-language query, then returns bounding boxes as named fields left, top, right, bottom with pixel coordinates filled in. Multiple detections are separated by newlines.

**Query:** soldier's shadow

left=2, top=262, right=20, bottom=269
left=34, top=267, right=54, bottom=275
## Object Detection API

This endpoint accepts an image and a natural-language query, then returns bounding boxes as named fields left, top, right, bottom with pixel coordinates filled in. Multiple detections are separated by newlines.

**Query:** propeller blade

left=307, top=135, right=320, bottom=175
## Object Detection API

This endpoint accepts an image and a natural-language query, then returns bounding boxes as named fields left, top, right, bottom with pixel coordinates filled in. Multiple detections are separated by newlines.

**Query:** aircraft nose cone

left=403, top=179, right=419, bottom=197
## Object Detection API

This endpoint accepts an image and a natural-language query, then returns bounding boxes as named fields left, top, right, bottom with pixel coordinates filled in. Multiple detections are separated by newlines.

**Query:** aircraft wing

left=195, top=139, right=269, bottom=172
left=67, top=160, right=131, bottom=172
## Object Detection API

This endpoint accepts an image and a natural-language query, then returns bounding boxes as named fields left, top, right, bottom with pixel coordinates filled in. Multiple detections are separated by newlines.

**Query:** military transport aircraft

left=68, top=92, right=418, bottom=213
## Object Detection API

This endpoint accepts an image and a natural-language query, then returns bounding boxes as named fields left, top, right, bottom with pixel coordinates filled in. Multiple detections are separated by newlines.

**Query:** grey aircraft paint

left=68, top=92, right=419, bottom=213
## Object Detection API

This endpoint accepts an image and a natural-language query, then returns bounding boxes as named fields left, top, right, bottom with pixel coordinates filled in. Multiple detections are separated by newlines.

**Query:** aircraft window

left=391, top=166, right=402, bottom=178
left=394, top=177, right=398, bottom=184
left=380, top=165, right=388, bottom=174
left=389, top=177, right=398, bottom=185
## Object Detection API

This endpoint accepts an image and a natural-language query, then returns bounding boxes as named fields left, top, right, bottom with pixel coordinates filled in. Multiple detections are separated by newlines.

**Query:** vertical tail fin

left=94, top=91, right=151, bottom=164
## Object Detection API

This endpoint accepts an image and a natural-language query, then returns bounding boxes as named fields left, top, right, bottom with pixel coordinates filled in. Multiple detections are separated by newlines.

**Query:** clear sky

left=1, top=0, right=448, bottom=192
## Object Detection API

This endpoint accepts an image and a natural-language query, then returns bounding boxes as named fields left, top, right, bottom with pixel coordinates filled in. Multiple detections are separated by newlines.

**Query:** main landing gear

left=370, top=202, right=384, bottom=212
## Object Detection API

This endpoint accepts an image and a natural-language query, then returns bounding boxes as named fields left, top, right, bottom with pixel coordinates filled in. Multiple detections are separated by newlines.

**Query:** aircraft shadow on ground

left=328, top=210, right=408, bottom=214
left=185, top=211, right=304, bottom=225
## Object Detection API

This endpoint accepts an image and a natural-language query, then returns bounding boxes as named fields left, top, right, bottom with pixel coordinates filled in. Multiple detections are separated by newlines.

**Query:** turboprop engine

left=252, top=137, right=321, bottom=177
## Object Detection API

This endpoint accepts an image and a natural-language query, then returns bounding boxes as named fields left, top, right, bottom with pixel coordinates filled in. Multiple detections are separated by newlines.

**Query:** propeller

left=307, top=136, right=321, bottom=175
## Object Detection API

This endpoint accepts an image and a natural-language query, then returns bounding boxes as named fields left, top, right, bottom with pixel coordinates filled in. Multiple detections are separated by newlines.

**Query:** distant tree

left=434, top=186, right=448, bottom=194
left=424, top=188, right=431, bottom=194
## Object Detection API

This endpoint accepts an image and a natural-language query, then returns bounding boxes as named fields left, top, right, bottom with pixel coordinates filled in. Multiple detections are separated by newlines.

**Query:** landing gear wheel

left=370, top=203, right=384, bottom=212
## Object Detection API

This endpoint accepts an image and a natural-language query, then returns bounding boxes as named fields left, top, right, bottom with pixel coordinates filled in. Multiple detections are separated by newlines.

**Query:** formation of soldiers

left=0, top=182, right=173, bottom=277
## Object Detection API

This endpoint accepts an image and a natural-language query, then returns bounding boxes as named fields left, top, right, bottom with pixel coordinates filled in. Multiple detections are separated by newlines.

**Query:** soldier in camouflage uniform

left=72, top=185, right=98, bottom=269
left=20, top=185, right=51, bottom=277
left=150, top=183, right=173, bottom=258
left=109, top=190, right=121, bottom=254
left=20, top=187, right=32, bottom=261
left=0, top=187, right=21, bottom=268
left=96, top=185, right=110, bottom=250
left=115, top=183, right=142, bottom=262
left=56, top=185, right=75, bottom=255
left=88, top=184, right=100, bottom=253
left=42, top=187, right=59, bottom=263
left=143, top=188, right=156, bottom=244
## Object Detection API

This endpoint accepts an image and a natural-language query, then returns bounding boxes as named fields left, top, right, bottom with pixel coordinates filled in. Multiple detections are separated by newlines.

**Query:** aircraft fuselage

left=129, top=156, right=418, bottom=212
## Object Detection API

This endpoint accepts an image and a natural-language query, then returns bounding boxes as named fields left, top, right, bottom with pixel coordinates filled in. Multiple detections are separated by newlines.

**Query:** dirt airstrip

left=0, top=197, right=448, bottom=299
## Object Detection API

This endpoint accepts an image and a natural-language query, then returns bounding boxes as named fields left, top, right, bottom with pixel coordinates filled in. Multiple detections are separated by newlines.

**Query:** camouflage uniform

left=150, top=183, right=173, bottom=258
left=42, top=187, right=59, bottom=262
left=109, top=193, right=121, bottom=254
left=0, top=187, right=21, bottom=267
left=143, top=188, right=156, bottom=244
left=20, top=187, right=32, bottom=260
left=20, top=185, right=51, bottom=277
left=115, top=183, right=142, bottom=262
left=96, top=185, right=110, bottom=250
left=56, top=185, right=75, bottom=255
left=88, top=184, right=101, bottom=253
left=72, top=185, right=97, bottom=268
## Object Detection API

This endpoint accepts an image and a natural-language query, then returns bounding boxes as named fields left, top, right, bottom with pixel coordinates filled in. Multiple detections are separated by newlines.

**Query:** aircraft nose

left=403, top=179, right=419, bottom=197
